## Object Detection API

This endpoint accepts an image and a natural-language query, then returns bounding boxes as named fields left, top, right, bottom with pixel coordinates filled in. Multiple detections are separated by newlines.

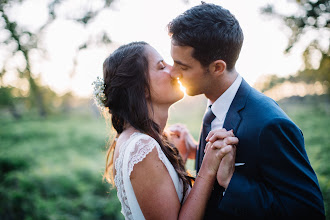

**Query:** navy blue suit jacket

left=199, top=79, right=325, bottom=219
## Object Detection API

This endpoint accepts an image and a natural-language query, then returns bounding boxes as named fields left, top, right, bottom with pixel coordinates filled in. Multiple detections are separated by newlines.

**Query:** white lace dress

left=114, top=132, right=190, bottom=219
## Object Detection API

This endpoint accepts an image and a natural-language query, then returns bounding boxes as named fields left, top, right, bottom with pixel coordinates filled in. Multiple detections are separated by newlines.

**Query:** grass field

left=0, top=113, right=123, bottom=219
left=0, top=95, right=329, bottom=219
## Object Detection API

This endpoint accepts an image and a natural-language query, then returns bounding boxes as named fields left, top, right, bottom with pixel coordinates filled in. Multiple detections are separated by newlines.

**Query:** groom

left=168, top=3, right=325, bottom=219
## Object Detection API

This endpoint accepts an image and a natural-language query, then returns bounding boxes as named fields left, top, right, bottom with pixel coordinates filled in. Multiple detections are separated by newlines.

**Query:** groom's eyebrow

left=174, top=60, right=191, bottom=68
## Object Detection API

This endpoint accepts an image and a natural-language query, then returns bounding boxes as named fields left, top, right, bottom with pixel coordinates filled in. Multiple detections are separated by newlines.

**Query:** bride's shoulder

left=131, top=133, right=158, bottom=145
left=123, top=133, right=164, bottom=178
left=126, top=132, right=160, bottom=155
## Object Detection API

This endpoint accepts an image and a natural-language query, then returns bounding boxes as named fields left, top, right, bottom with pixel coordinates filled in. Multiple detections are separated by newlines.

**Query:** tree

left=261, top=0, right=329, bottom=92
left=0, top=86, right=21, bottom=119
left=0, top=0, right=113, bottom=117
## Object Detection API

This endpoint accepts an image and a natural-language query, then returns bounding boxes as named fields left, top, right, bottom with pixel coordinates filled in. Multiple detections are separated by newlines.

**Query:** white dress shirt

left=208, top=75, right=242, bottom=130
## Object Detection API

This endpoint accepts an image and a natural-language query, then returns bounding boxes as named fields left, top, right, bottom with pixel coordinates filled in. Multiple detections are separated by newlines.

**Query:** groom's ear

left=210, top=60, right=226, bottom=76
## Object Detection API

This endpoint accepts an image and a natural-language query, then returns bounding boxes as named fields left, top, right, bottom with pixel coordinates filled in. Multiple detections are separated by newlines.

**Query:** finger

left=169, top=128, right=182, bottom=135
left=169, top=123, right=182, bottom=128
left=223, top=145, right=236, bottom=158
left=179, top=130, right=187, bottom=141
left=204, top=142, right=212, bottom=153
left=206, top=128, right=227, bottom=140
left=230, top=129, right=234, bottom=135
left=223, top=136, right=239, bottom=146
left=169, top=123, right=186, bottom=131
left=210, top=140, right=226, bottom=150
left=170, top=128, right=187, bottom=137
left=168, top=132, right=180, bottom=140
left=205, top=128, right=227, bottom=141
left=207, top=130, right=234, bottom=143
left=216, top=145, right=234, bottom=160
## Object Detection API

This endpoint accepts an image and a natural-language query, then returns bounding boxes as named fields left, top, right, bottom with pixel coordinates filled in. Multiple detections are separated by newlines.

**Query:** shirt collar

left=208, top=75, right=242, bottom=121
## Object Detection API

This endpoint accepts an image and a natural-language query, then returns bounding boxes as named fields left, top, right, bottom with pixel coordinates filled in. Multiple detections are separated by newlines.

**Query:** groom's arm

left=217, top=118, right=325, bottom=218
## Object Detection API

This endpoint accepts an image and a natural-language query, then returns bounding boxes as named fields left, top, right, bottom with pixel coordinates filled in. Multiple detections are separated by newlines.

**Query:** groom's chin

left=177, top=92, right=185, bottom=100
left=185, top=89, right=199, bottom=97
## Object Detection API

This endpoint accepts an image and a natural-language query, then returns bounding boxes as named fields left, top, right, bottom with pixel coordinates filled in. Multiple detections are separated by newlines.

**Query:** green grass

left=0, top=95, right=329, bottom=219
left=278, top=96, right=330, bottom=217
left=0, top=113, right=123, bottom=220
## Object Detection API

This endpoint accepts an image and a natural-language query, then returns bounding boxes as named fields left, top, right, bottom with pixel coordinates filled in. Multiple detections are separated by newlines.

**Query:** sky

left=1, top=0, right=306, bottom=97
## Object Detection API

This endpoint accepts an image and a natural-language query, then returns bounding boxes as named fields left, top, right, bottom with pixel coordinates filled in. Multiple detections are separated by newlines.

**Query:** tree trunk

left=28, top=76, right=47, bottom=118
left=9, top=104, right=21, bottom=120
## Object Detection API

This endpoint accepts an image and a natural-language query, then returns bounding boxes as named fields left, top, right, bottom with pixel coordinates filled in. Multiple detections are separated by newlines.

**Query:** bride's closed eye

left=159, top=61, right=166, bottom=70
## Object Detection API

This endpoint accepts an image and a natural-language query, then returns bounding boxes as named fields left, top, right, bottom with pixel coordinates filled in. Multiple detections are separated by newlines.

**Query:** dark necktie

left=196, top=105, right=216, bottom=172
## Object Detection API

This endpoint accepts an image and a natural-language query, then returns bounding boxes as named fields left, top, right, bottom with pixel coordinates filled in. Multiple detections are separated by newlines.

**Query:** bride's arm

left=130, top=148, right=181, bottom=219
left=130, top=132, right=237, bottom=219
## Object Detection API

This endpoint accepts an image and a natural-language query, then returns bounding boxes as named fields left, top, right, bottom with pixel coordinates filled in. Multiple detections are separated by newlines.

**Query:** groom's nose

left=170, top=67, right=182, bottom=79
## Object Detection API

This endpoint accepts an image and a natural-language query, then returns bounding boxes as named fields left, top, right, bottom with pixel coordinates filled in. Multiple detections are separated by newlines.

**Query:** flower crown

left=92, top=76, right=106, bottom=110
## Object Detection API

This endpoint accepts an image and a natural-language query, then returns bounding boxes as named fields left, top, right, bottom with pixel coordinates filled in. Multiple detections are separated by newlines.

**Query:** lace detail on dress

left=114, top=132, right=185, bottom=219
left=114, top=132, right=140, bottom=219
left=126, top=135, right=167, bottom=177
left=114, top=132, right=167, bottom=219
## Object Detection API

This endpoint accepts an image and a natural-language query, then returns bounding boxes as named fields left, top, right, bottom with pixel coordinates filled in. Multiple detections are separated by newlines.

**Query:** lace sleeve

left=125, top=134, right=167, bottom=178
left=116, top=133, right=185, bottom=218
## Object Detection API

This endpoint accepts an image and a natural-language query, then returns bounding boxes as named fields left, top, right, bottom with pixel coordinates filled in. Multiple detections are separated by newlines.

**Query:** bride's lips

left=171, top=78, right=180, bottom=88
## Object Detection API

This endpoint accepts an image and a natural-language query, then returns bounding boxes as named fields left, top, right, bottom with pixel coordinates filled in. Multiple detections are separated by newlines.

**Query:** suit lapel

left=223, top=79, right=251, bottom=132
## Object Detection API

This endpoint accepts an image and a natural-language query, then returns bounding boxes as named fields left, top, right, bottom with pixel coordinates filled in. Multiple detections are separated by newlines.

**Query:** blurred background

left=0, top=0, right=329, bottom=219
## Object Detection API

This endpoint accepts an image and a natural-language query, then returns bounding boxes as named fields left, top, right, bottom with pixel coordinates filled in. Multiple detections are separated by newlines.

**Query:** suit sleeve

left=217, top=118, right=325, bottom=218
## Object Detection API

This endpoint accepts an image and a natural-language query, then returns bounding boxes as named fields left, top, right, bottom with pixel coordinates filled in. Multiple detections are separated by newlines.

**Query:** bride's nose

left=164, top=64, right=172, bottom=75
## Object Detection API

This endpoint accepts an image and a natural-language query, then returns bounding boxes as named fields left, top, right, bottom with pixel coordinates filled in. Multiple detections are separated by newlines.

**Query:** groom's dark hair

left=168, top=3, right=244, bottom=70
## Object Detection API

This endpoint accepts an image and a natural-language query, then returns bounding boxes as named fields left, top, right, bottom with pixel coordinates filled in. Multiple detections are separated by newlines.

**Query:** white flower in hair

left=92, top=76, right=106, bottom=110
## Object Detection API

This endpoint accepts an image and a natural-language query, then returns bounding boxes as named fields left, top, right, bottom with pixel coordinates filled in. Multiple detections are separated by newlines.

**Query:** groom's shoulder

left=245, top=86, right=290, bottom=119
left=247, top=86, right=278, bottom=108
left=239, top=79, right=278, bottom=108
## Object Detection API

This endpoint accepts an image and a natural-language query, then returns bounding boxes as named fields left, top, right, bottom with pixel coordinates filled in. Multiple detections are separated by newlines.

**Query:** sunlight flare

left=177, top=77, right=186, bottom=95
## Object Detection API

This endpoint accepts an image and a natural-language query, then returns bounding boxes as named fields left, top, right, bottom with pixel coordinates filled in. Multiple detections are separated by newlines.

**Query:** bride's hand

left=200, top=129, right=237, bottom=179
left=204, top=129, right=238, bottom=188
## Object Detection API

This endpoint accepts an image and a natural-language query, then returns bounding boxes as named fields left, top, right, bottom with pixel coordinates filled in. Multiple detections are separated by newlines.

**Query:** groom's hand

left=205, top=129, right=238, bottom=189
left=166, top=124, right=197, bottom=162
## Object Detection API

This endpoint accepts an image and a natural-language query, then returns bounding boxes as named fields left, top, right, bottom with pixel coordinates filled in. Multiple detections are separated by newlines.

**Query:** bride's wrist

left=197, top=167, right=216, bottom=182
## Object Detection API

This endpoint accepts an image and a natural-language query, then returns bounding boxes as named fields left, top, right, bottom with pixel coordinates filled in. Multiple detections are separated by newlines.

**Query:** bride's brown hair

left=102, top=41, right=192, bottom=200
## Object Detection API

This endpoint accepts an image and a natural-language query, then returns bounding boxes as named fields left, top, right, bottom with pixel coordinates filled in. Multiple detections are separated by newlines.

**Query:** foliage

left=262, top=0, right=329, bottom=54
left=253, top=74, right=287, bottom=93
left=261, top=0, right=329, bottom=92
left=0, top=0, right=114, bottom=117
left=0, top=113, right=123, bottom=220
left=0, top=86, right=14, bottom=107
left=0, top=86, right=22, bottom=119
left=296, top=52, right=330, bottom=93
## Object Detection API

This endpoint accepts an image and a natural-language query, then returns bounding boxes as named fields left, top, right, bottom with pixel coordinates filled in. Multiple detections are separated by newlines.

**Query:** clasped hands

left=166, top=124, right=238, bottom=189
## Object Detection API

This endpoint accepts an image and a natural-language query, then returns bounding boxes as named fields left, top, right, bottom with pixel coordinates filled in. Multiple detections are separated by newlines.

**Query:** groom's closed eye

left=173, top=64, right=188, bottom=72
left=173, top=60, right=190, bottom=70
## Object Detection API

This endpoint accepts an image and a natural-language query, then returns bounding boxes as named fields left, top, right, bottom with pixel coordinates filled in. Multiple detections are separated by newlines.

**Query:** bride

left=94, top=41, right=238, bottom=219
